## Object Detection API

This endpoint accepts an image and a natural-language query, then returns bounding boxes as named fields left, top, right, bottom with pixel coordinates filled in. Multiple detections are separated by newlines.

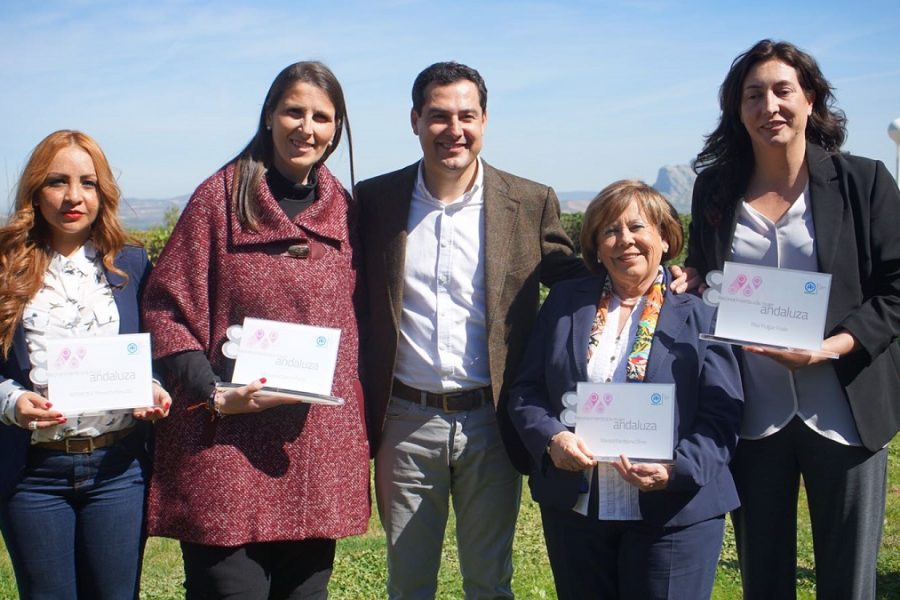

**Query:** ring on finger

left=27, top=420, right=38, bottom=431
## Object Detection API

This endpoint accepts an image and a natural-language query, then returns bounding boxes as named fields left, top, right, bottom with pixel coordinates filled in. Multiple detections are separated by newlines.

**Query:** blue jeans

left=0, top=430, right=148, bottom=600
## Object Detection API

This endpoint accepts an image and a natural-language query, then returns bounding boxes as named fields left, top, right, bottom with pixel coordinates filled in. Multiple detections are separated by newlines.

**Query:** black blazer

left=0, top=246, right=152, bottom=497
left=687, top=144, right=900, bottom=452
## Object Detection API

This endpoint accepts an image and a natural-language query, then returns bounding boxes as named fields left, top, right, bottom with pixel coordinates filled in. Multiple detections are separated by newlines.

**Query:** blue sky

left=2, top=0, right=899, bottom=210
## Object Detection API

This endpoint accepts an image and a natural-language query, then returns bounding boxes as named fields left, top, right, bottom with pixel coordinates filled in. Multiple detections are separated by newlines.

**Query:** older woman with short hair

left=507, top=180, right=743, bottom=600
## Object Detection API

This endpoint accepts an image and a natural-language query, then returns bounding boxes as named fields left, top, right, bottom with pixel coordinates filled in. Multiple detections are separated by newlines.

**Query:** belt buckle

left=441, top=391, right=465, bottom=413
left=65, top=437, right=94, bottom=454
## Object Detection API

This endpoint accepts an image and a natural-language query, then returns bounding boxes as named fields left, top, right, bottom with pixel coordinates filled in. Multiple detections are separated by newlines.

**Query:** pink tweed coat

left=142, top=163, right=369, bottom=545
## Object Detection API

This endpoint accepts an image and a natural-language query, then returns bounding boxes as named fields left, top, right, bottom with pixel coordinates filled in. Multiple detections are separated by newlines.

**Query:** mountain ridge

left=118, top=164, right=697, bottom=229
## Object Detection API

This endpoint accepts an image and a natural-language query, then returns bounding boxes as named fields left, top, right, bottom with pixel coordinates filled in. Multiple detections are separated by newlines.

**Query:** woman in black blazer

left=685, top=39, right=900, bottom=600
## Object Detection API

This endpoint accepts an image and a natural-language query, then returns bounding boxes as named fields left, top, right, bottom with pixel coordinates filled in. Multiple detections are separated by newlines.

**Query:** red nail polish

left=45, top=403, right=53, bottom=409
left=260, top=377, right=267, bottom=384
left=164, top=403, right=171, bottom=410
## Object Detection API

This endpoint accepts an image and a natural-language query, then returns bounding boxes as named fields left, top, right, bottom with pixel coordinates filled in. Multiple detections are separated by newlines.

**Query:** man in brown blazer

left=357, top=62, right=587, bottom=599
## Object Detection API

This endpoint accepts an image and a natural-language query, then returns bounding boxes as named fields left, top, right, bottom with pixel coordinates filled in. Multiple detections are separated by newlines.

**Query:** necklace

left=614, top=294, right=643, bottom=309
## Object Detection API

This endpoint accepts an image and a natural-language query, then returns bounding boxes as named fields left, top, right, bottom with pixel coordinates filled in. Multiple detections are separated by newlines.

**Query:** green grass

left=1, top=442, right=898, bottom=599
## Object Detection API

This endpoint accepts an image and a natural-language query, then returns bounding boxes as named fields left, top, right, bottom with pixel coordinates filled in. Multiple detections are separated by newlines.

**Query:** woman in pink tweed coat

left=141, top=61, right=369, bottom=599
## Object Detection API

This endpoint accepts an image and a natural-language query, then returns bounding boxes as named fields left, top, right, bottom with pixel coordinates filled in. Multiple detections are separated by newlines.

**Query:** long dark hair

left=230, top=61, right=354, bottom=231
left=693, top=39, right=847, bottom=225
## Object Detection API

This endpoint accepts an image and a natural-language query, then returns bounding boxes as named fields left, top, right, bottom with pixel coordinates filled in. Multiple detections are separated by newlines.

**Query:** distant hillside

left=118, top=163, right=698, bottom=229
left=651, top=164, right=695, bottom=214
left=556, top=164, right=696, bottom=214
left=119, top=195, right=189, bottom=230
left=557, top=191, right=593, bottom=214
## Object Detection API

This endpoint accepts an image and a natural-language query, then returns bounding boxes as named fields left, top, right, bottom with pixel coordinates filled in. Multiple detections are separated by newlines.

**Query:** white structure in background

left=888, top=118, right=900, bottom=187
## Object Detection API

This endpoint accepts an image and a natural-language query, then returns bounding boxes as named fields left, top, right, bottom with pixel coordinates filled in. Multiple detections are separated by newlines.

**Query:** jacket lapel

left=382, top=165, right=417, bottom=330
left=570, top=277, right=604, bottom=381
left=645, top=287, right=691, bottom=382
left=806, top=144, right=843, bottom=273
left=107, top=258, right=138, bottom=336
left=483, top=162, right=521, bottom=327
left=715, top=203, right=740, bottom=271
left=11, top=325, right=29, bottom=374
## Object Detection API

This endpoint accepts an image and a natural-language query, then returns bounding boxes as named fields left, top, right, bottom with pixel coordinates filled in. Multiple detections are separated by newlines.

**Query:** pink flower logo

left=728, top=272, right=764, bottom=298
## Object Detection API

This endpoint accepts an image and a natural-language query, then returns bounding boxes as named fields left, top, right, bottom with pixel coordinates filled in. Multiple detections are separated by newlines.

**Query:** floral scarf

left=586, top=267, right=665, bottom=382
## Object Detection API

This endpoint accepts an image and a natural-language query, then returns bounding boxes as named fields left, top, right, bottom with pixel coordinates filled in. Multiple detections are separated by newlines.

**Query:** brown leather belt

left=34, top=426, right=135, bottom=454
left=392, top=378, right=490, bottom=413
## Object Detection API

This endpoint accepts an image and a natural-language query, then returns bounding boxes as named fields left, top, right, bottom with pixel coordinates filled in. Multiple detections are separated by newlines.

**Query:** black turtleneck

left=266, top=168, right=317, bottom=220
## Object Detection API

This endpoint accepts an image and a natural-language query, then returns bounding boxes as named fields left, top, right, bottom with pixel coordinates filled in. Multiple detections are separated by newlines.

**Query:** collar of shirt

left=48, top=240, right=100, bottom=274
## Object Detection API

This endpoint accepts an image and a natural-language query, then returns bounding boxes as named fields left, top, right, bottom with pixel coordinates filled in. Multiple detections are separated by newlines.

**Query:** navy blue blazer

left=0, top=245, right=152, bottom=497
left=507, top=272, right=743, bottom=528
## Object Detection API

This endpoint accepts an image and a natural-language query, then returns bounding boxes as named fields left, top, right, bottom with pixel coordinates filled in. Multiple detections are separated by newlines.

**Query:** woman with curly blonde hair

left=0, top=130, right=170, bottom=599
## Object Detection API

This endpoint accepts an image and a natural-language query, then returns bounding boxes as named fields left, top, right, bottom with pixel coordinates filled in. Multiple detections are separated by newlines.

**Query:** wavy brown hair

left=693, top=39, right=847, bottom=226
left=0, top=130, right=133, bottom=357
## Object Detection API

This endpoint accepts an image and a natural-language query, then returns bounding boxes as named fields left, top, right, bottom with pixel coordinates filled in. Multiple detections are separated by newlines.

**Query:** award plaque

left=46, top=333, right=154, bottom=414
left=700, top=262, right=837, bottom=358
left=562, top=382, right=676, bottom=462
left=224, top=317, right=344, bottom=406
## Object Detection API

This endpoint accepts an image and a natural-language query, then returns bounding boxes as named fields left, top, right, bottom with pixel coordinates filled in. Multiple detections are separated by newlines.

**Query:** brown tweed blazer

left=357, top=161, right=588, bottom=471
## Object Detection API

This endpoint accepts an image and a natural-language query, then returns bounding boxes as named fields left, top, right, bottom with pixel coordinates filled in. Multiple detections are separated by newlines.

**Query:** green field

left=1, top=441, right=897, bottom=599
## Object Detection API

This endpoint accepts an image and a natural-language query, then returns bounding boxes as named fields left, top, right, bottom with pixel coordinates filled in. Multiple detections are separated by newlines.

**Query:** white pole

left=888, top=118, right=900, bottom=188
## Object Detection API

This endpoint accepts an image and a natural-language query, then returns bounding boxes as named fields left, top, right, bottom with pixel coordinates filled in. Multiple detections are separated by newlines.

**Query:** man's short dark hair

left=411, top=62, right=488, bottom=114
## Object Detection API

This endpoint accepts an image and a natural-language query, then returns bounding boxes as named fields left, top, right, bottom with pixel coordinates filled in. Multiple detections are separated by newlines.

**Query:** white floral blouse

left=0, top=242, right=134, bottom=442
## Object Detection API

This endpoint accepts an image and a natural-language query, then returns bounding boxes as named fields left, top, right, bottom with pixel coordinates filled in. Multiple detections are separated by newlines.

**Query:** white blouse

left=573, top=295, right=644, bottom=521
left=731, top=187, right=861, bottom=446
left=0, top=242, right=134, bottom=442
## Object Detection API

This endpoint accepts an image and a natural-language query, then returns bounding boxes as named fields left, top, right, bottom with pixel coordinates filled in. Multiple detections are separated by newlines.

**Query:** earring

left=266, top=125, right=272, bottom=131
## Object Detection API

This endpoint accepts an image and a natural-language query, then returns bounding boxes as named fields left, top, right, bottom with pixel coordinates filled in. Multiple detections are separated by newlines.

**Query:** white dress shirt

left=394, top=159, right=490, bottom=392
left=0, top=242, right=133, bottom=441
left=731, top=186, right=861, bottom=446
left=574, top=295, right=644, bottom=521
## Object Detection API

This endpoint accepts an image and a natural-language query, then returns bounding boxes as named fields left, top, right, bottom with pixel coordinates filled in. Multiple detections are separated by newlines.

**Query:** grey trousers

left=731, top=416, right=887, bottom=600
left=375, top=397, right=521, bottom=600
